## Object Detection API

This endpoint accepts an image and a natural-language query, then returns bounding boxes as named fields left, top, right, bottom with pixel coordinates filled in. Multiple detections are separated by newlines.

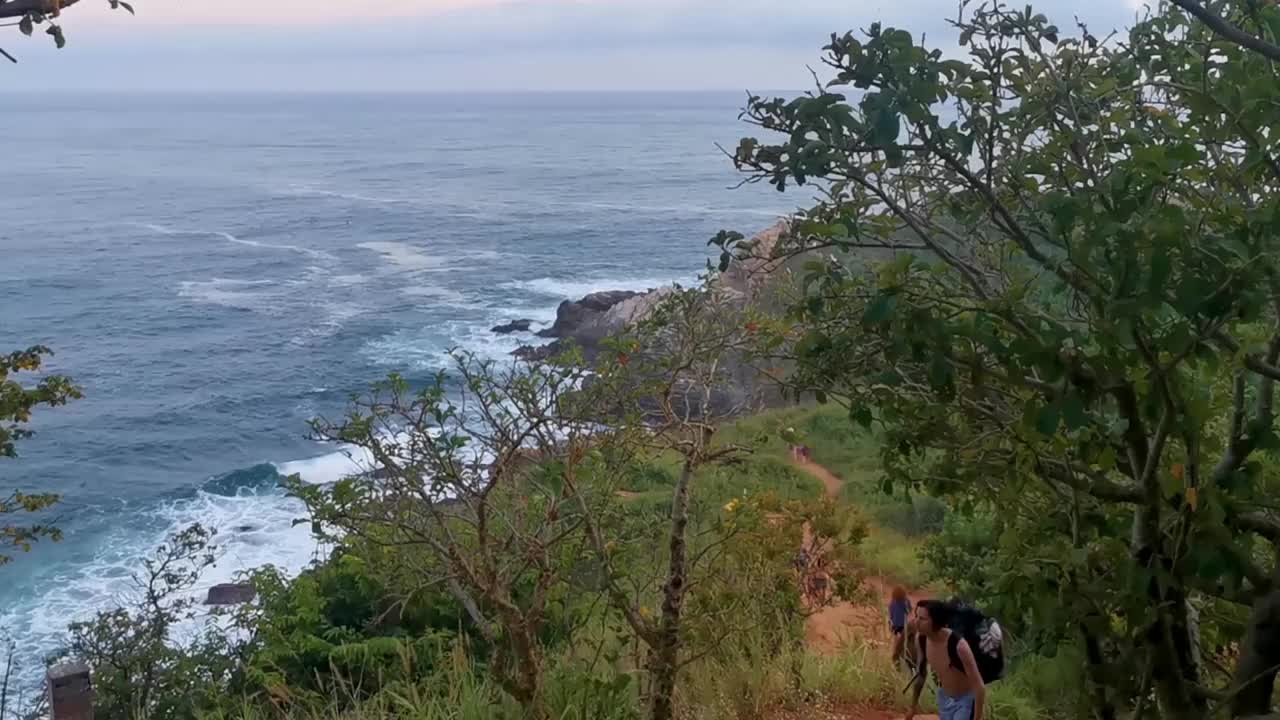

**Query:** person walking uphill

left=908, top=600, right=986, bottom=720
left=889, top=586, right=912, bottom=667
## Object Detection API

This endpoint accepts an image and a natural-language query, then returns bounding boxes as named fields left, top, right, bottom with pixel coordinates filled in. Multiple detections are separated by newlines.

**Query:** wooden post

left=47, top=661, right=93, bottom=720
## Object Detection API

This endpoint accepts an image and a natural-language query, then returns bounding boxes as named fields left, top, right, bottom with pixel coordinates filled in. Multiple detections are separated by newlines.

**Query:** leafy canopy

left=718, top=1, right=1280, bottom=716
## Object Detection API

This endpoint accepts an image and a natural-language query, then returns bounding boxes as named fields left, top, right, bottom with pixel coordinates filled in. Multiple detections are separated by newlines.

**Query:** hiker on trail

left=907, top=600, right=986, bottom=720
left=889, top=585, right=912, bottom=666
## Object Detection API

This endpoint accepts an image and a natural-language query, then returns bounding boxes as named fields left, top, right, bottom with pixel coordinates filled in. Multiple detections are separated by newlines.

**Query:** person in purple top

left=889, top=585, right=913, bottom=666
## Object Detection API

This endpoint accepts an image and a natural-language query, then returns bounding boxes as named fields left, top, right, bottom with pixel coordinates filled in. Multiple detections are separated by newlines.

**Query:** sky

left=1, top=0, right=1151, bottom=92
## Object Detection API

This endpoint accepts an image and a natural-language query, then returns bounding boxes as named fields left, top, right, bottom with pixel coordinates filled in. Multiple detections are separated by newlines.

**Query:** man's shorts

left=937, top=689, right=975, bottom=720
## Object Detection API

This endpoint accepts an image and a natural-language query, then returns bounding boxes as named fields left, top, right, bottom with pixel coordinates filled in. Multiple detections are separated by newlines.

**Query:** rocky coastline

left=492, top=221, right=794, bottom=417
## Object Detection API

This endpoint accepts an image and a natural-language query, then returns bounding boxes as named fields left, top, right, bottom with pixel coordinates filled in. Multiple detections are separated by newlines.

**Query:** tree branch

left=0, top=0, right=83, bottom=19
left=1168, top=0, right=1280, bottom=62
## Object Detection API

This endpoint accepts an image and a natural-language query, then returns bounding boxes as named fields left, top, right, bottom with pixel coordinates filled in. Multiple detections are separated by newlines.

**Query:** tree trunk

left=1150, top=587, right=1205, bottom=720
left=650, top=460, right=694, bottom=720
left=507, top=623, right=548, bottom=720
left=1079, top=621, right=1117, bottom=720
left=1131, top=506, right=1206, bottom=720
left=1232, top=590, right=1280, bottom=718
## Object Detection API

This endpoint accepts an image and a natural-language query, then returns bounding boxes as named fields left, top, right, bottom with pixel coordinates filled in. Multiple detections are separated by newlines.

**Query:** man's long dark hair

left=918, top=599, right=956, bottom=631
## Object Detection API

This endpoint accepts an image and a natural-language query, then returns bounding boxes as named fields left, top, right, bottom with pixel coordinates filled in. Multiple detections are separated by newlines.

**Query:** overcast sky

left=2, top=0, right=1150, bottom=92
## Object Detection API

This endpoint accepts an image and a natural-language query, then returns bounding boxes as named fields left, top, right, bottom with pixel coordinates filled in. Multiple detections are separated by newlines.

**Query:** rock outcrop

left=516, top=290, right=654, bottom=362
left=513, top=221, right=796, bottom=415
left=514, top=222, right=791, bottom=361
left=205, top=583, right=257, bottom=605
left=536, top=290, right=642, bottom=339
left=491, top=319, right=534, bottom=334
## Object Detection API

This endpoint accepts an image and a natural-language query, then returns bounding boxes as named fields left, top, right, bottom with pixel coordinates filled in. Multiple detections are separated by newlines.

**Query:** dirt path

left=799, top=458, right=845, bottom=499
left=789, top=457, right=937, bottom=720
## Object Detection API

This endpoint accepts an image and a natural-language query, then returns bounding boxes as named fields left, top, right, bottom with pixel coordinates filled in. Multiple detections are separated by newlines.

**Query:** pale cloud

left=71, top=0, right=517, bottom=26
left=3, top=0, right=1144, bottom=91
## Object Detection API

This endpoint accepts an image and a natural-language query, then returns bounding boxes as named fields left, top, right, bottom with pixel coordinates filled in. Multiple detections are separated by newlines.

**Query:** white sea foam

left=358, top=241, right=443, bottom=272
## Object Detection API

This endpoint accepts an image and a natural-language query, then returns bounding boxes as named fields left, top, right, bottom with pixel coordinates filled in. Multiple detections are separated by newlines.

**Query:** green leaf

left=19, top=14, right=32, bottom=36
left=872, top=107, right=900, bottom=146
left=1061, top=394, right=1088, bottom=430
left=1035, top=402, right=1061, bottom=436
left=1097, top=446, right=1117, bottom=472
left=850, top=406, right=873, bottom=429
left=46, top=24, right=65, bottom=49
left=1147, top=247, right=1171, bottom=295
left=862, top=292, right=897, bottom=326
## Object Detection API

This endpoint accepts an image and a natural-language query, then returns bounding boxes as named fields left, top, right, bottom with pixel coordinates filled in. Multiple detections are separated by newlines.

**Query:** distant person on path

left=889, top=586, right=912, bottom=666
left=907, top=600, right=986, bottom=720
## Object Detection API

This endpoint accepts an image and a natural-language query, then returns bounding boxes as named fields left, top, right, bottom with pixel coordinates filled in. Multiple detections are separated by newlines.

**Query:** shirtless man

left=907, top=600, right=986, bottom=720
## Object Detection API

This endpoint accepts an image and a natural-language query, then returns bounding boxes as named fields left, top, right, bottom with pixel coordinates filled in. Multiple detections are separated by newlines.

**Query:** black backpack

left=913, top=603, right=1005, bottom=684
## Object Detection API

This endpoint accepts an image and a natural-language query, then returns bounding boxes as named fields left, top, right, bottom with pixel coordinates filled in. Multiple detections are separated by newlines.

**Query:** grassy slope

left=718, top=404, right=937, bottom=588
left=692, top=404, right=1066, bottom=720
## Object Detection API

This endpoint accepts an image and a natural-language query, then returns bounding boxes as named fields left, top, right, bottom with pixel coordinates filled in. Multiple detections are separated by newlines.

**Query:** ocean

left=0, top=92, right=800, bottom=687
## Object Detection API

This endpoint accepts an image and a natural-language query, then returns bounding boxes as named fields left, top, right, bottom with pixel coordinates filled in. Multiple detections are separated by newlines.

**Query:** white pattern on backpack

left=979, top=620, right=1003, bottom=654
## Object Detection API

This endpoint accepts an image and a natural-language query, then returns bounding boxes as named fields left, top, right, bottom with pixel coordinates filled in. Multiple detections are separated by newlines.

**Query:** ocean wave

left=277, top=187, right=792, bottom=222
left=399, top=285, right=469, bottom=303
left=361, top=310, right=551, bottom=370
left=178, top=278, right=280, bottom=313
left=0, top=461, right=321, bottom=693
left=569, top=200, right=788, bottom=219
left=358, top=241, right=444, bottom=273
left=137, top=222, right=336, bottom=262
left=283, top=186, right=411, bottom=206
left=504, top=274, right=693, bottom=301
left=274, top=444, right=374, bottom=485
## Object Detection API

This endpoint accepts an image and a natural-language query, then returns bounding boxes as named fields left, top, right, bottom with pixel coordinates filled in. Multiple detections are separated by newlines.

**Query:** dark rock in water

left=234, top=524, right=258, bottom=533
left=513, top=340, right=562, bottom=362
left=491, top=319, right=534, bottom=334
left=536, top=290, right=640, bottom=339
left=205, top=583, right=257, bottom=605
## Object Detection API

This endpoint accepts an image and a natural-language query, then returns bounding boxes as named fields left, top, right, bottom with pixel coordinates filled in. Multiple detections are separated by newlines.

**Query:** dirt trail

left=789, top=457, right=937, bottom=720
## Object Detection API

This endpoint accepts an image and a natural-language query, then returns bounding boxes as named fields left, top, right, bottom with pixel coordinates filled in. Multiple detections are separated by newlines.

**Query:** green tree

left=0, top=0, right=136, bottom=63
left=297, top=355, right=615, bottom=720
left=718, top=1, right=1280, bottom=717
left=61, top=524, right=237, bottom=720
left=0, top=346, right=80, bottom=564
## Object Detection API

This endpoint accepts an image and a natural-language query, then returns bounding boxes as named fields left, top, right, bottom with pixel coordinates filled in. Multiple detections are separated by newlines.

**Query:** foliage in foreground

left=718, top=0, right=1280, bottom=717
left=0, top=0, right=138, bottom=64
left=0, top=346, right=80, bottom=564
